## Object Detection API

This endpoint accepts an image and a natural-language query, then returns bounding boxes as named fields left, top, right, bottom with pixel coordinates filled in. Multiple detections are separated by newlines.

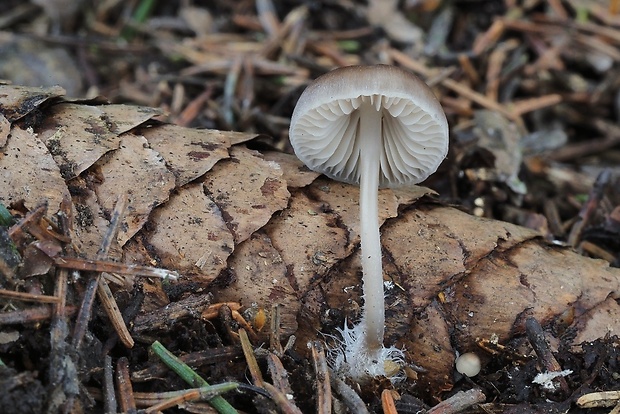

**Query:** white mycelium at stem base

left=289, top=65, right=449, bottom=381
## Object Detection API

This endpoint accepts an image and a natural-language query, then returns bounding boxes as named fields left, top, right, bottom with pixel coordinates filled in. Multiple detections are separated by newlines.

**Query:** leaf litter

left=1, top=0, right=620, bottom=412
left=2, top=85, right=618, bottom=412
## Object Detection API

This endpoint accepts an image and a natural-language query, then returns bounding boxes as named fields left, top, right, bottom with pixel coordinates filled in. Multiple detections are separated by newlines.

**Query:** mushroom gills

left=292, top=95, right=446, bottom=186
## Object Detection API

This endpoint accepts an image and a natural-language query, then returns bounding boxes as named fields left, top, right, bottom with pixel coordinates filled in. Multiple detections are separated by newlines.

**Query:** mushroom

left=289, top=65, right=449, bottom=379
left=455, top=352, right=482, bottom=377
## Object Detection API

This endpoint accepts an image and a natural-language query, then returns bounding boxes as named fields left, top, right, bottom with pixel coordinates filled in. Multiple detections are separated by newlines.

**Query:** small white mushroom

left=455, top=352, right=482, bottom=377
left=289, top=65, right=449, bottom=379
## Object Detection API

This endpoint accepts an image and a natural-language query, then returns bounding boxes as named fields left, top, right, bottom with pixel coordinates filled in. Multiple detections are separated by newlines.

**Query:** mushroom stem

left=358, top=98, right=385, bottom=354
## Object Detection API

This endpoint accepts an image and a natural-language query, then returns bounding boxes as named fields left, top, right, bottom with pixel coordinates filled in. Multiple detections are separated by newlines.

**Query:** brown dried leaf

left=264, top=188, right=351, bottom=294
left=262, top=151, right=321, bottom=188
left=20, top=243, right=54, bottom=277
left=445, top=241, right=620, bottom=346
left=130, top=182, right=234, bottom=284
left=210, top=232, right=299, bottom=337
left=382, top=206, right=538, bottom=308
left=392, top=186, right=437, bottom=205
left=204, top=146, right=290, bottom=245
left=406, top=302, right=454, bottom=393
left=228, top=130, right=262, bottom=146
left=307, top=177, right=434, bottom=245
left=90, top=104, right=162, bottom=135
left=91, top=133, right=176, bottom=246
left=571, top=297, right=620, bottom=345
left=141, top=124, right=235, bottom=187
left=260, top=177, right=434, bottom=303
left=70, top=185, right=115, bottom=257
left=36, top=103, right=160, bottom=178
left=0, top=126, right=70, bottom=211
left=0, top=84, right=65, bottom=122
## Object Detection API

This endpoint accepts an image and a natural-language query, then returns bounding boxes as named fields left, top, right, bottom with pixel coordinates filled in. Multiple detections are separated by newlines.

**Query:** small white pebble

left=455, top=352, right=481, bottom=377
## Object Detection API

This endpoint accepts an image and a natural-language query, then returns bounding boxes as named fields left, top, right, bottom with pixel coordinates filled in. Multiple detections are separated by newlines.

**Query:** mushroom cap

left=455, top=352, right=481, bottom=377
left=289, top=65, right=449, bottom=188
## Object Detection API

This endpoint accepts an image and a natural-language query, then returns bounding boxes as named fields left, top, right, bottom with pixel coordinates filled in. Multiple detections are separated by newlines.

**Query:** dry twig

left=310, top=341, right=332, bottom=414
